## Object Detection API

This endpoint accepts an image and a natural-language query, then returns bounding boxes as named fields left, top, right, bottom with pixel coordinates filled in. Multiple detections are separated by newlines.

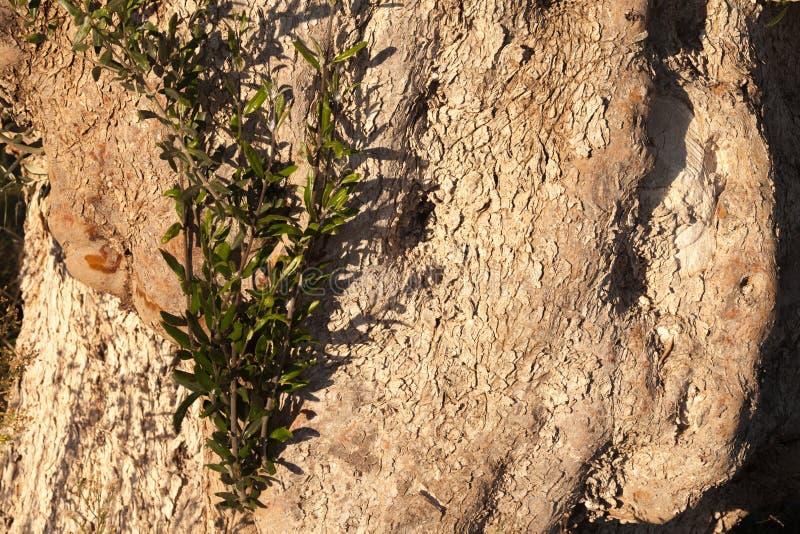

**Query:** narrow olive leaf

left=333, top=41, right=367, bottom=63
left=91, top=66, right=102, bottom=82
left=253, top=313, right=289, bottom=333
left=161, top=222, right=182, bottom=243
left=195, top=365, right=215, bottom=390
left=200, top=401, right=219, bottom=418
left=173, top=369, right=204, bottom=393
left=243, top=86, right=268, bottom=115
left=24, top=33, right=47, bottom=44
left=277, top=164, right=298, bottom=178
left=173, top=391, right=201, bottom=433
left=138, top=109, right=161, bottom=121
left=163, top=322, right=191, bottom=348
left=327, top=187, right=349, bottom=209
left=160, top=310, right=187, bottom=327
left=280, top=367, right=305, bottom=384
left=293, top=40, right=320, bottom=72
left=242, top=418, right=261, bottom=440
left=265, top=222, right=302, bottom=237
left=186, top=313, right=210, bottom=345
left=129, top=48, right=151, bottom=72
left=268, top=427, right=293, bottom=443
left=160, top=249, right=186, bottom=281
left=321, top=180, right=335, bottom=208
left=168, top=12, right=178, bottom=39
left=303, top=169, right=315, bottom=217
left=283, top=255, right=302, bottom=278
left=243, top=143, right=264, bottom=177
left=56, top=0, right=81, bottom=18
left=207, top=440, right=234, bottom=460
left=205, top=463, right=229, bottom=473
left=263, top=458, right=277, bottom=475
left=72, top=20, right=92, bottom=50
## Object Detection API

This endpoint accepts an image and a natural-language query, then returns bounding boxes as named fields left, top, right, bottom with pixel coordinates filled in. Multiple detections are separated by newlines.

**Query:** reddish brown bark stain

left=84, top=244, right=121, bottom=274
left=135, top=285, right=162, bottom=313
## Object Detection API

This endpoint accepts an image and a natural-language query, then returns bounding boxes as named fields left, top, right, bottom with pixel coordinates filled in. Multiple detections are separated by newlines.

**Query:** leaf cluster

left=8, top=0, right=62, bottom=44
left=57, top=0, right=366, bottom=511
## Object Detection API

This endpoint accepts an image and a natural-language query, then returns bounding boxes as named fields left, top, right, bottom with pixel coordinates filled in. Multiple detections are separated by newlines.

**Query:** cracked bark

left=2, top=0, right=800, bottom=532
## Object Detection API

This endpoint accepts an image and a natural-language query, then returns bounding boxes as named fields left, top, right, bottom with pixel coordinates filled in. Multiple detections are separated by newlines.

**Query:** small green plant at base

left=0, top=114, right=36, bottom=445
left=56, top=0, right=366, bottom=510
left=67, top=469, right=117, bottom=534
left=0, top=297, right=25, bottom=445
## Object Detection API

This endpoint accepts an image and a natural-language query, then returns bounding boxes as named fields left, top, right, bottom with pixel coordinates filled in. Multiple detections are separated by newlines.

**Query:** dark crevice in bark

left=605, top=0, right=697, bottom=315
left=646, top=0, right=707, bottom=56
left=718, top=2, right=800, bottom=530
left=585, top=2, right=800, bottom=532
left=462, top=458, right=509, bottom=533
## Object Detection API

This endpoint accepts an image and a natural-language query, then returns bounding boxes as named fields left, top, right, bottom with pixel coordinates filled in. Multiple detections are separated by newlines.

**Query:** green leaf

left=138, top=109, right=161, bottom=121
left=333, top=41, right=367, bottom=63
left=283, top=255, right=302, bottom=278
left=214, top=241, right=231, bottom=261
left=265, top=223, right=302, bottom=238
left=173, top=391, right=201, bottom=433
left=200, top=400, right=219, bottom=418
left=72, top=20, right=91, bottom=50
left=205, top=463, right=229, bottom=473
left=168, top=13, right=178, bottom=40
left=129, top=48, right=150, bottom=72
left=304, top=170, right=315, bottom=218
left=214, top=491, right=239, bottom=502
left=160, top=249, right=186, bottom=281
left=277, top=164, right=298, bottom=178
left=160, top=310, right=187, bottom=327
left=212, top=414, right=229, bottom=432
left=161, top=222, right=182, bottom=244
left=195, top=365, right=215, bottom=391
left=294, top=40, right=320, bottom=72
left=243, top=86, right=268, bottom=115
left=24, top=33, right=47, bottom=44
left=263, top=458, right=277, bottom=475
left=268, top=427, right=293, bottom=443
left=162, top=322, right=191, bottom=349
left=341, top=172, right=360, bottom=184
left=242, top=415, right=261, bottom=442
left=56, top=0, right=81, bottom=18
left=186, top=313, right=210, bottom=345
left=253, top=313, right=289, bottom=333
left=243, top=143, right=264, bottom=177
left=173, top=369, right=204, bottom=393
left=280, top=367, right=305, bottom=384
left=207, top=440, right=234, bottom=460
left=228, top=321, right=244, bottom=341
left=327, top=187, right=349, bottom=209
left=320, top=99, right=332, bottom=136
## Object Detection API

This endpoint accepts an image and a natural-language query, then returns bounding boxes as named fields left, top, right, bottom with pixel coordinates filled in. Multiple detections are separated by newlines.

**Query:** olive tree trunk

left=2, top=0, right=800, bottom=532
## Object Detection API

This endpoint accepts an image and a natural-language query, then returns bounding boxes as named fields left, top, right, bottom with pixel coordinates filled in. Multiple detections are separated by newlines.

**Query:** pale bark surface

left=1, top=0, right=799, bottom=532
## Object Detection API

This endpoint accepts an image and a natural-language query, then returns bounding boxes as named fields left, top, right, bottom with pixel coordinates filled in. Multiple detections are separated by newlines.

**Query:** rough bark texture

left=1, top=0, right=800, bottom=532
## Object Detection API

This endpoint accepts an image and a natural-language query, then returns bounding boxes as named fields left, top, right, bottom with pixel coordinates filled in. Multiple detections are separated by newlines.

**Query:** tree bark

left=1, top=0, right=799, bottom=532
